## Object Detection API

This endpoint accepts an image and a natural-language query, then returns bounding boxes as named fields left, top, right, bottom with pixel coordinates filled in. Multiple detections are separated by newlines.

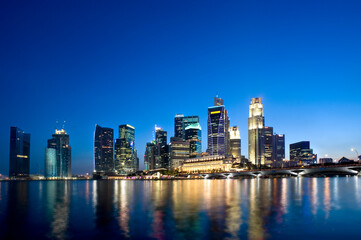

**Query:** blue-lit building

left=94, top=125, right=114, bottom=173
left=185, top=123, right=202, bottom=158
left=45, top=129, right=71, bottom=178
left=9, top=127, right=30, bottom=178
left=115, top=124, right=137, bottom=174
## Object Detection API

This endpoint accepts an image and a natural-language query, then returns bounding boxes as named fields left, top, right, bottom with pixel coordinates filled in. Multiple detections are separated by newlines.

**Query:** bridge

left=183, top=163, right=361, bottom=179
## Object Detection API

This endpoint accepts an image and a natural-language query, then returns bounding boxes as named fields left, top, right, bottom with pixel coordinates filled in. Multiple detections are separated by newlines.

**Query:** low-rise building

left=180, top=155, right=234, bottom=173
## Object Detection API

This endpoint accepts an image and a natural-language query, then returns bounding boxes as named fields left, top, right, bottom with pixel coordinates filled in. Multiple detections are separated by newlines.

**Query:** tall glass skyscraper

left=115, top=124, right=136, bottom=174
left=94, top=125, right=114, bottom=173
left=264, top=126, right=273, bottom=166
left=207, top=97, right=229, bottom=156
left=248, top=98, right=265, bottom=165
left=273, top=134, right=285, bottom=165
left=174, top=114, right=184, bottom=139
left=229, top=126, right=241, bottom=158
left=45, top=129, right=71, bottom=178
left=185, top=123, right=202, bottom=158
left=9, top=127, right=30, bottom=178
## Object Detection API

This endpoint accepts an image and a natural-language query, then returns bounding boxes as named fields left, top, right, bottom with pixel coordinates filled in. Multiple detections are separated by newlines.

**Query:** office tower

left=9, top=127, right=30, bottom=178
left=169, top=137, right=190, bottom=169
left=207, top=97, right=229, bottom=156
left=264, top=127, right=273, bottom=166
left=185, top=123, right=202, bottom=158
left=248, top=98, right=265, bottom=165
left=94, top=125, right=114, bottom=173
left=45, top=129, right=71, bottom=178
left=114, top=124, right=136, bottom=174
left=273, top=134, right=285, bottom=166
left=290, top=141, right=317, bottom=165
left=155, top=127, right=169, bottom=169
left=174, top=114, right=184, bottom=139
left=182, top=116, right=199, bottom=137
left=144, top=142, right=156, bottom=170
left=229, top=126, right=241, bottom=158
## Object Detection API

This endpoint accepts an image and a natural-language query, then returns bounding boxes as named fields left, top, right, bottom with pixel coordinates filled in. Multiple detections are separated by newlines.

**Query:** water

left=1, top=177, right=361, bottom=239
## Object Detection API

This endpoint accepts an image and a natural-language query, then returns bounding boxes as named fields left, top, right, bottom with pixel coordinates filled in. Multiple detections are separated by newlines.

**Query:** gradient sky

left=1, top=0, right=361, bottom=175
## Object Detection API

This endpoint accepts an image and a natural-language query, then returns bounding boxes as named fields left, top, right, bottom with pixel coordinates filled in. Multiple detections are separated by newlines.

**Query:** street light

left=351, top=148, right=360, bottom=162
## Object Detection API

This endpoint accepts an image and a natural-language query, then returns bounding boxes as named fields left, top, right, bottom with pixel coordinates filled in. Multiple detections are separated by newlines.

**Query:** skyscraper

left=144, top=141, right=156, bottom=170
left=174, top=114, right=184, bottom=139
left=207, top=97, right=229, bottom=156
left=229, top=126, right=241, bottom=158
left=45, top=129, right=71, bottom=178
left=94, top=125, right=114, bottom=173
left=185, top=123, right=202, bottom=158
left=155, top=126, right=169, bottom=169
left=273, top=134, right=285, bottom=166
left=169, top=137, right=190, bottom=169
left=114, top=124, right=136, bottom=174
left=9, top=127, right=30, bottom=178
left=264, top=126, right=273, bottom=166
left=248, top=98, right=265, bottom=165
left=290, top=141, right=317, bottom=166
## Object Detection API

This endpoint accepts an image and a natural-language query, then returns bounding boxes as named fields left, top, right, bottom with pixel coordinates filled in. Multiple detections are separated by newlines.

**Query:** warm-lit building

left=229, top=126, right=241, bottom=158
left=180, top=155, right=234, bottom=173
left=169, top=137, right=190, bottom=169
left=94, top=125, right=114, bottom=173
left=9, top=127, right=30, bottom=178
left=207, top=97, right=230, bottom=156
left=248, top=98, right=265, bottom=165
left=45, top=129, right=71, bottom=178
left=290, top=141, right=317, bottom=166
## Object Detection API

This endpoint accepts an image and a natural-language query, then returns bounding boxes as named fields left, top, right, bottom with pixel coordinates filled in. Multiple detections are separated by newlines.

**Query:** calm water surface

left=1, top=177, right=361, bottom=239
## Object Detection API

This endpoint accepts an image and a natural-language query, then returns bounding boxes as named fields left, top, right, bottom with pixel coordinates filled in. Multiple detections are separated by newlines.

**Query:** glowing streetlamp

left=351, top=148, right=360, bottom=162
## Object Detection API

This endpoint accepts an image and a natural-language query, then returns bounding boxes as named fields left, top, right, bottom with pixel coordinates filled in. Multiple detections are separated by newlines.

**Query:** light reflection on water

left=1, top=177, right=361, bottom=239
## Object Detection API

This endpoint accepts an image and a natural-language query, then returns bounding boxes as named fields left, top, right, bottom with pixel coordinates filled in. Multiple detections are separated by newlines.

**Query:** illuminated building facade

left=155, top=127, right=169, bottom=169
left=144, top=141, right=156, bottom=170
left=94, top=125, right=114, bottom=173
left=174, top=114, right=184, bottom=139
left=169, top=137, right=190, bottom=169
left=273, top=134, right=285, bottom=165
left=290, top=141, right=317, bottom=165
left=180, top=155, right=234, bottom=173
left=115, top=124, right=136, bottom=174
left=264, top=126, right=273, bottom=166
left=45, top=129, right=71, bottom=178
left=185, top=123, right=202, bottom=158
left=9, top=127, right=30, bottom=178
left=229, top=126, right=241, bottom=158
left=207, top=97, right=229, bottom=156
left=248, top=98, right=265, bottom=165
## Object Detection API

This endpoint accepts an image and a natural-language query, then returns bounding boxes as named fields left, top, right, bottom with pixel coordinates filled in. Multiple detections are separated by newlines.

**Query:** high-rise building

left=264, top=127, right=273, bottom=166
left=273, top=134, right=285, bottom=166
left=185, top=123, right=202, bottom=158
left=94, top=125, right=114, bottom=173
left=9, top=127, right=30, bottom=178
left=155, top=126, right=167, bottom=146
left=207, top=97, right=229, bottom=156
left=114, top=124, right=136, bottom=174
left=155, top=127, right=169, bottom=169
left=144, top=141, right=156, bottom=170
left=248, top=98, right=265, bottom=165
left=45, top=129, right=71, bottom=178
left=290, top=141, right=317, bottom=166
left=174, top=114, right=184, bottom=139
left=169, top=137, right=190, bottom=169
left=229, top=126, right=241, bottom=159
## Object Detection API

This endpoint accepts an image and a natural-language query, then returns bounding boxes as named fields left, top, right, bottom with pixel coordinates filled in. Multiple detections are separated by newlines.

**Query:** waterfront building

left=144, top=141, right=156, bottom=170
left=273, top=134, right=285, bottom=166
left=264, top=127, right=273, bottom=166
left=185, top=123, right=202, bottom=158
left=169, top=137, right=190, bottom=169
left=290, top=141, right=317, bottom=166
left=207, top=97, right=230, bottom=156
left=248, top=98, right=265, bottom=165
left=174, top=114, right=184, bottom=139
left=229, top=126, right=241, bottom=159
left=180, top=155, right=234, bottom=173
left=154, top=126, right=169, bottom=169
left=114, top=124, right=136, bottom=174
left=319, top=158, right=333, bottom=164
left=45, top=129, right=71, bottom=178
left=9, top=127, right=30, bottom=178
left=94, top=125, right=114, bottom=173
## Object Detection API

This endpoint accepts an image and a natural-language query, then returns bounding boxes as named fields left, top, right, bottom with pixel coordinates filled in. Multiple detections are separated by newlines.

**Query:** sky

left=1, top=0, right=361, bottom=175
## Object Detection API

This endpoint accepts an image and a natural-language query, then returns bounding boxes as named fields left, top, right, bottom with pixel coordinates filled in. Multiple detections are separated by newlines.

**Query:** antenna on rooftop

left=62, top=120, right=66, bottom=130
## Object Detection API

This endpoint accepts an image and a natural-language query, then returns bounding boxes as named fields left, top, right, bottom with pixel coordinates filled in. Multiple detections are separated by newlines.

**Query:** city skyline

left=1, top=1, right=361, bottom=175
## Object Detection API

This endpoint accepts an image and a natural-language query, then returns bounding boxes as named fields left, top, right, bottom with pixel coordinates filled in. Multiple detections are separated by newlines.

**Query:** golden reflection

left=324, top=178, right=330, bottom=219
left=248, top=179, right=265, bottom=240
left=118, top=180, right=130, bottom=237
left=310, top=178, right=318, bottom=215
left=281, top=178, right=288, bottom=213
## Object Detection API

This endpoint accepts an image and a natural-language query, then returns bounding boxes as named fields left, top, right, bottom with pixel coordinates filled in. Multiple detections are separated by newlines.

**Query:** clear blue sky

left=1, top=0, right=361, bottom=175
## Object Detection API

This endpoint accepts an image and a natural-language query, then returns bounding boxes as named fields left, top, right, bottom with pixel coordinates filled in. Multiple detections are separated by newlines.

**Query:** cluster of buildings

left=6, top=96, right=359, bottom=179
